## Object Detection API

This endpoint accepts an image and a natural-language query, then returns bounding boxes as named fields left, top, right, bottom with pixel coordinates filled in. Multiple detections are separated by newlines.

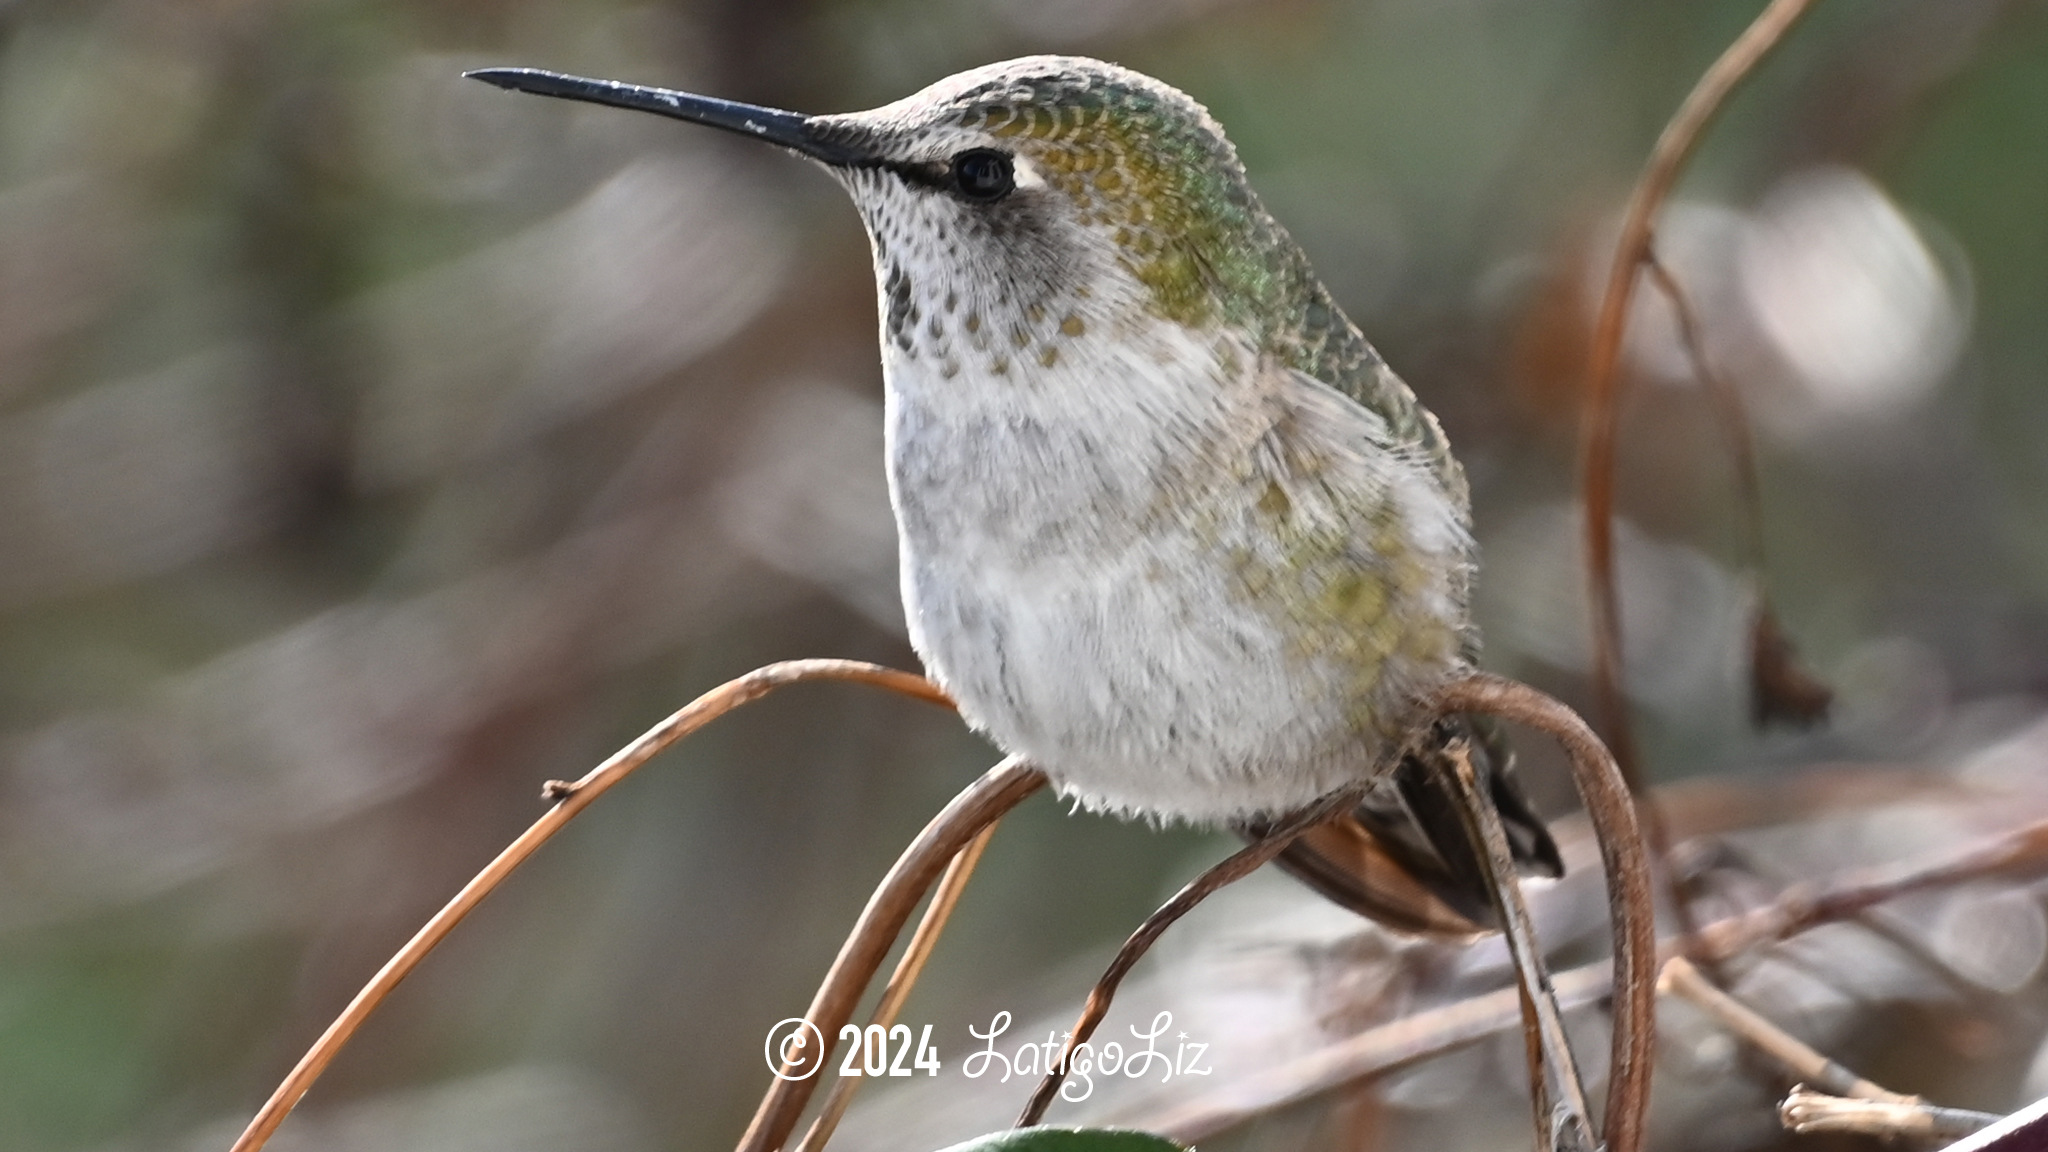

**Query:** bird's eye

left=950, top=149, right=1014, bottom=202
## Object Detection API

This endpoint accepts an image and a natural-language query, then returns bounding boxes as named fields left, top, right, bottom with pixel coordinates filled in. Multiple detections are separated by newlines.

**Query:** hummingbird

left=468, top=56, right=1561, bottom=935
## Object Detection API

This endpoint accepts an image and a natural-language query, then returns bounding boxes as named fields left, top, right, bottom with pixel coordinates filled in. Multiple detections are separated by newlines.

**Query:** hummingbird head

left=469, top=57, right=1334, bottom=364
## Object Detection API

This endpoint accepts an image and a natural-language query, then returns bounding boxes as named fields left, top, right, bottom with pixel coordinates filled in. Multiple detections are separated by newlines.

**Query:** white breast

left=882, top=304, right=1472, bottom=824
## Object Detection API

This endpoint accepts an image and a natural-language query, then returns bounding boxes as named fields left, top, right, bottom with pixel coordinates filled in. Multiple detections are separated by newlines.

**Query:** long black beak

left=465, top=67, right=873, bottom=167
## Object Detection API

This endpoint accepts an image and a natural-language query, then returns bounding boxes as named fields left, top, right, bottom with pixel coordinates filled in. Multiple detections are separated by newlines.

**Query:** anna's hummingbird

left=470, top=56, right=1561, bottom=934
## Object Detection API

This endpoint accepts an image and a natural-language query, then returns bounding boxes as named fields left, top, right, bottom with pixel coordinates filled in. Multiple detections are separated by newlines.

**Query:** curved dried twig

left=227, top=660, right=952, bottom=1152
left=1641, top=253, right=1767, bottom=573
left=737, top=756, right=1047, bottom=1152
left=1660, top=957, right=1902, bottom=1101
left=1694, top=816, right=2048, bottom=963
left=1125, top=784, right=2048, bottom=1140
left=794, top=820, right=1003, bottom=1152
left=1640, top=255, right=1832, bottom=731
left=1429, top=674, right=1656, bottom=1152
left=1578, top=0, right=1825, bottom=788
left=1444, top=739, right=1595, bottom=1151
left=1131, top=957, right=1619, bottom=1140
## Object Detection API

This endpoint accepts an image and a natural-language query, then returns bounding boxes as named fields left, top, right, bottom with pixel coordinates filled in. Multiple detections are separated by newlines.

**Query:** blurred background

left=1, top=0, right=2046, bottom=1149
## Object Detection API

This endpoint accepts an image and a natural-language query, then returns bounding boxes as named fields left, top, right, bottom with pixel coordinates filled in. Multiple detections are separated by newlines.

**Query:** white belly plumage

left=882, top=321, right=1474, bottom=825
left=901, top=526, right=1378, bottom=821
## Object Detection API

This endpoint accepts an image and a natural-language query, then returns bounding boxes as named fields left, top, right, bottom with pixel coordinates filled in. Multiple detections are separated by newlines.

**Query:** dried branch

left=1641, top=254, right=1768, bottom=573
left=1666, top=959, right=2001, bottom=1146
left=1446, top=738, right=1596, bottom=1152
left=1674, top=837, right=2015, bottom=1016
left=737, top=756, right=1047, bottom=1152
left=1660, top=957, right=1903, bottom=1101
left=1780, top=1086, right=2000, bottom=1141
left=1428, top=674, right=1657, bottom=1152
left=1124, top=958, right=1618, bottom=1141
left=795, top=821, right=1003, bottom=1152
left=1115, top=803, right=2048, bottom=1141
left=1574, top=1, right=1831, bottom=981
left=1642, top=252, right=1834, bottom=730
left=1578, top=0, right=1825, bottom=789
left=1693, top=816, right=2048, bottom=964
left=227, top=660, right=953, bottom=1152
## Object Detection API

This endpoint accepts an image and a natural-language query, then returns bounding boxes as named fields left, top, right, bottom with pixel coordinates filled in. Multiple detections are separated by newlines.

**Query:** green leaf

left=931, top=1128, right=1184, bottom=1152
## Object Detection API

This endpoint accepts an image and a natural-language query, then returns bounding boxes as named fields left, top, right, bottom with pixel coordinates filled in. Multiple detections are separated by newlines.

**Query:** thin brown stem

left=1606, top=242, right=1740, bottom=960
left=738, top=757, right=1047, bottom=1152
left=1578, top=0, right=1825, bottom=792
left=1643, top=252, right=1767, bottom=571
left=794, top=820, right=1002, bottom=1152
left=1014, top=785, right=1366, bottom=1127
left=1122, top=807, right=2048, bottom=1140
left=1125, top=959, right=1618, bottom=1141
left=1445, top=740, right=1594, bottom=1152
left=1691, top=839, right=2006, bottom=1013
left=1428, top=674, right=1657, bottom=1152
left=1660, top=957, right=1903, bottom=1101
left=227, top=660, right=953, bottom=1152
left=1640, top=254, right=1834, bottom=733
left=1694, top=816, right=2048, bottom=964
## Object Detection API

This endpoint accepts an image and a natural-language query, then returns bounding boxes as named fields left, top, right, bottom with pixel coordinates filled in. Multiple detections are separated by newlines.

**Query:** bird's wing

left=1259, top=812, right=1490, bottom=939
